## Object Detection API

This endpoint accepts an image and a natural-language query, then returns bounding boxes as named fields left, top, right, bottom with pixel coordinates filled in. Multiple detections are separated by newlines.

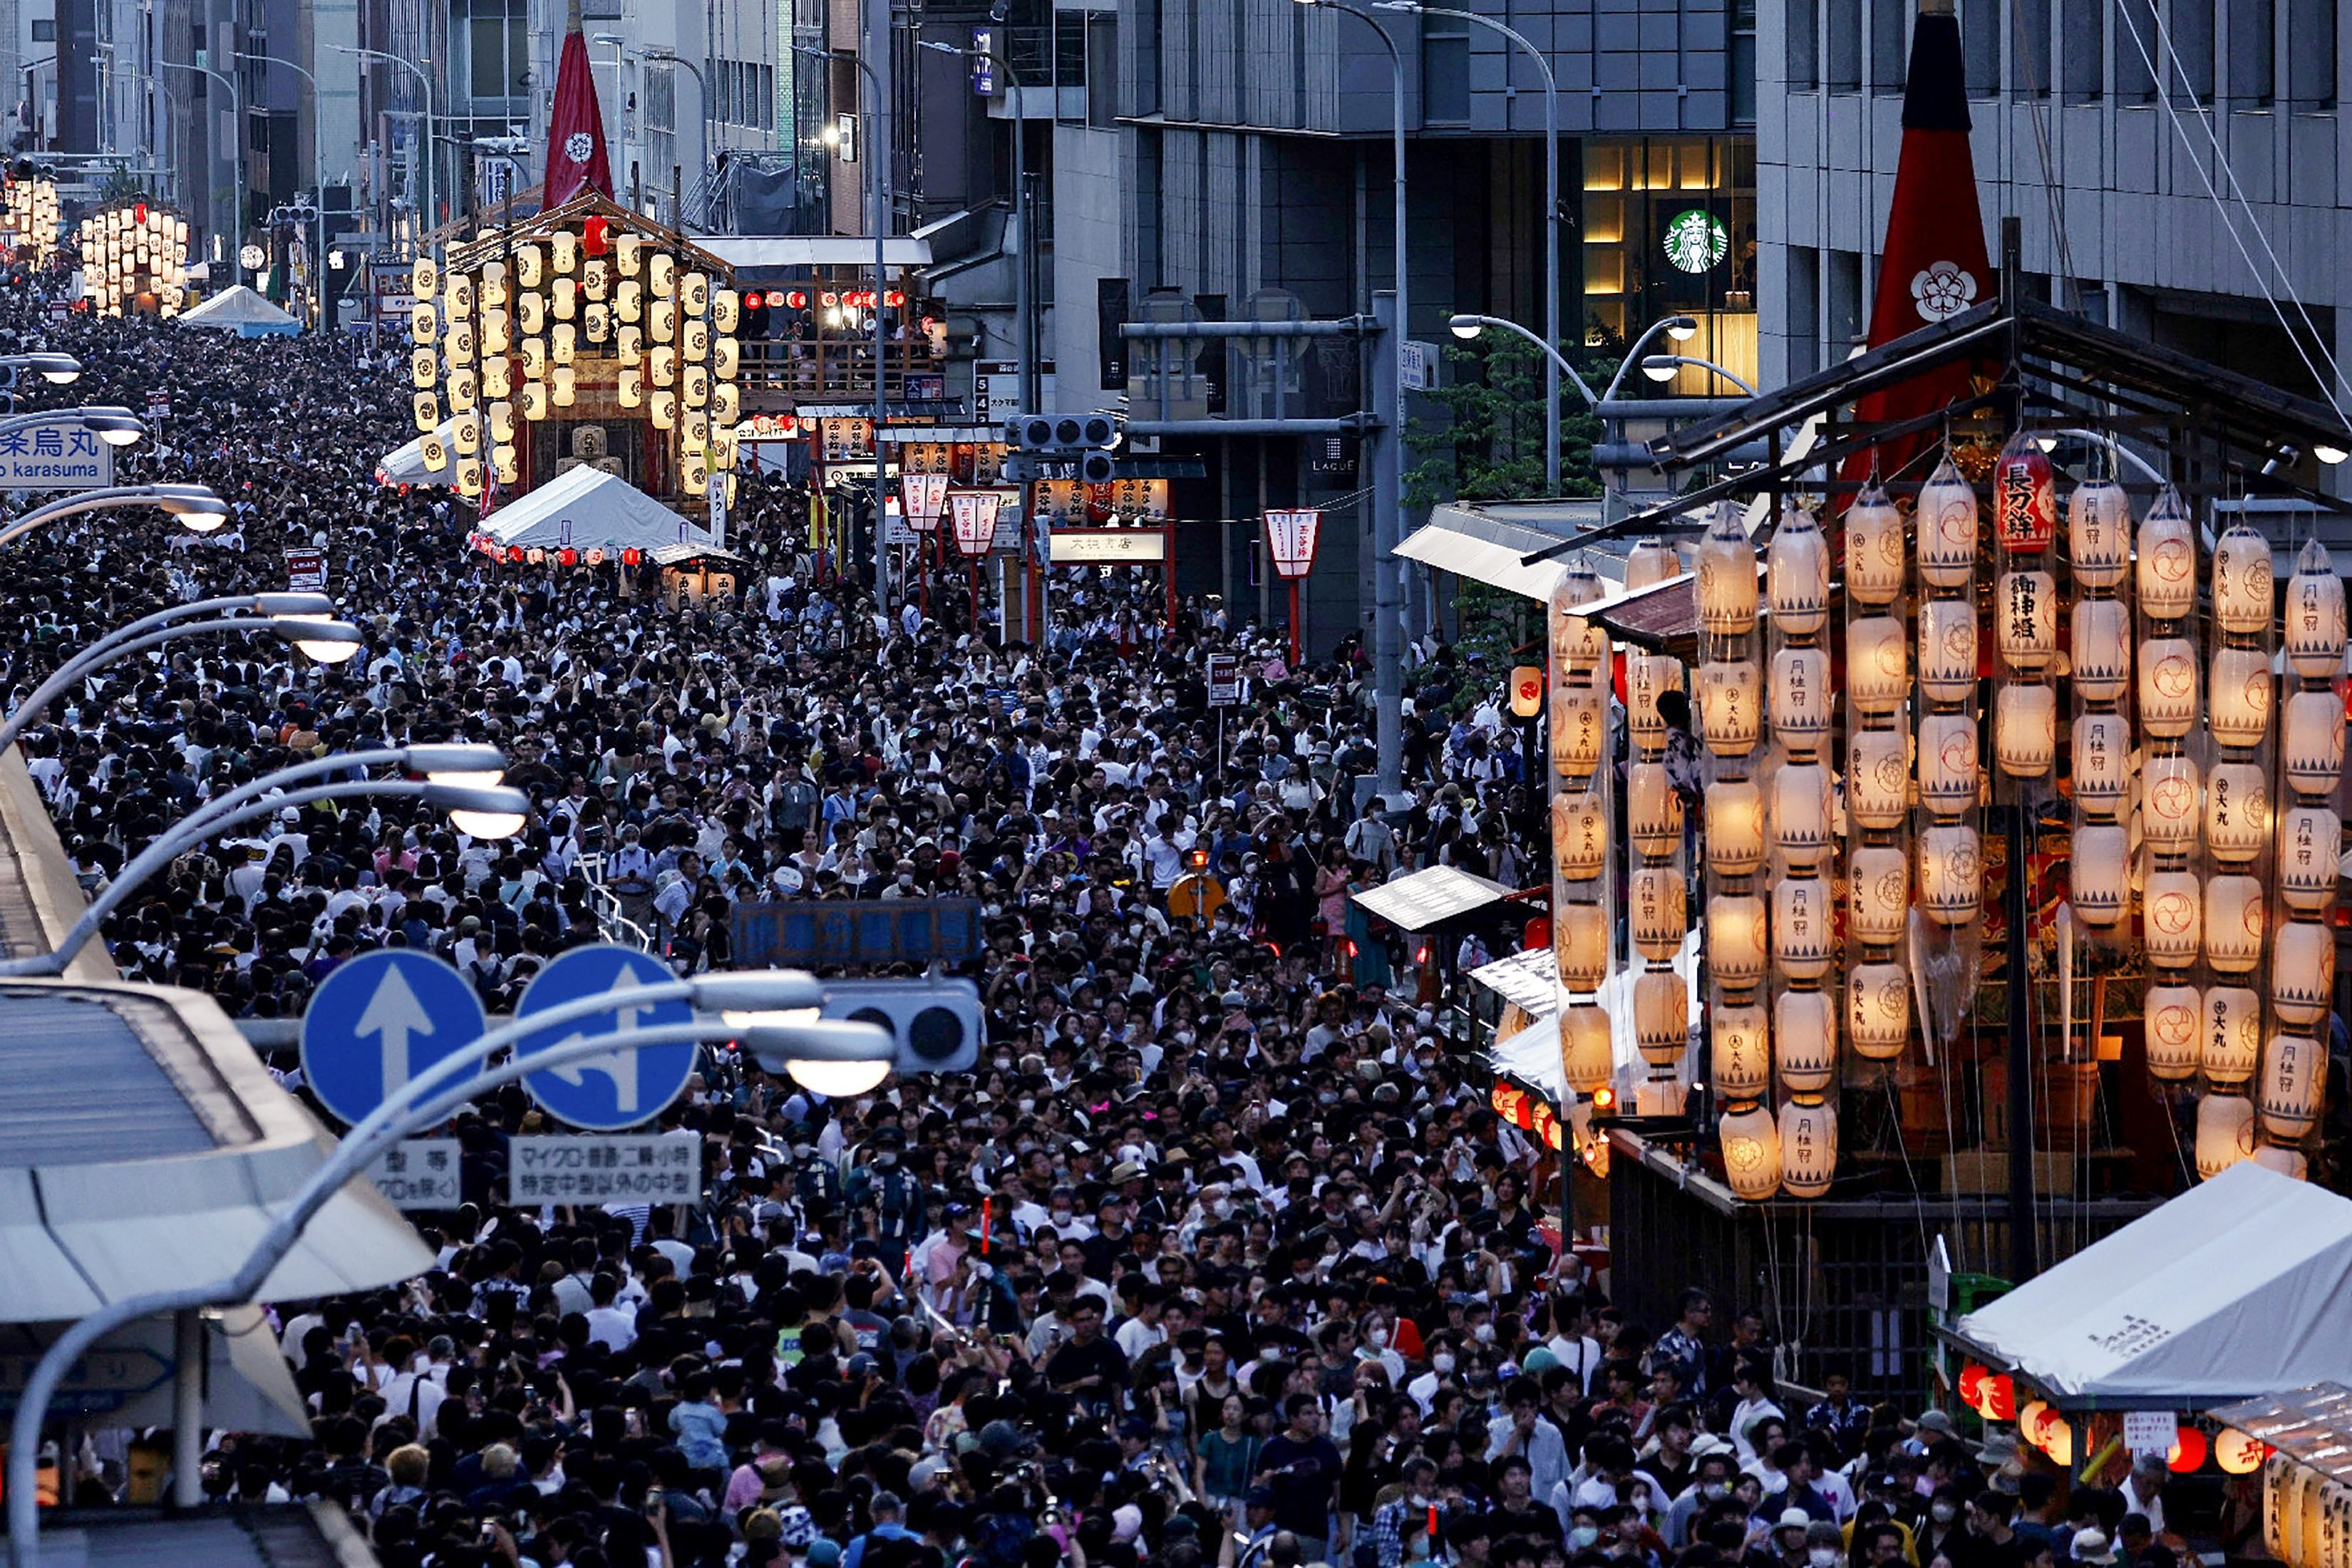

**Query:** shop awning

left=1398, top=509, right=1577, bottom=604
left=1349, top=865, right=1517, bottom=932
left=1468, top=948, right=1555, bottom=1015
left=1946, top=1162, right=2352, bottom=1408
left=2211, top=1384, right=2352, bottom=1480
left=698, top=235, right=933, bottom=270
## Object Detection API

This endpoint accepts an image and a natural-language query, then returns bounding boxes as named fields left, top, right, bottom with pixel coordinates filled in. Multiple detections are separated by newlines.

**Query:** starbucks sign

left=1664, top=209, right=1728, bottom=274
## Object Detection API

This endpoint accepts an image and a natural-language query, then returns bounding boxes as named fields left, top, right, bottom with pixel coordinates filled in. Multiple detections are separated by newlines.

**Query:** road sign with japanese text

left=0, top=416, right=113, bottom=491
left=367, top=1138, right=464, bottom=1209
left=507, top=1133, right=703, bottom=1205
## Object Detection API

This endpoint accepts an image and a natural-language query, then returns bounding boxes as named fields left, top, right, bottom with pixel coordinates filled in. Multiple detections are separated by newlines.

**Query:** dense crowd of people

left=0, top=289, right=2202, bottom=1568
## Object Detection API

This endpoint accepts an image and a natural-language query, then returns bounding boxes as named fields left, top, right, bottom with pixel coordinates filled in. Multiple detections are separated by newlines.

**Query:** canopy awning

left=1349, top=865, right=1517, bottom=932
left=476, top=465, right=716, bottom=554
left=697, top=235, right=932, bottom=270
left=2210, top=1384, right=2352, bottom=1482
left=1946, top=1162, right=2352, bottom=1408
left=376, top=420, right=459, bottom=487
left=1399, top=508, right=1579, bottom=604
left=177, top=284, right=299, bottom=337
left=1468, top=948, right=1555, bottom=1016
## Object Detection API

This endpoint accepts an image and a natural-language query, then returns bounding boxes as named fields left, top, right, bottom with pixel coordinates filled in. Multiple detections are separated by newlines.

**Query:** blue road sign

left=300, top=950, right=489, bottom=1128
left=513, top=944, right=696, bottom=1131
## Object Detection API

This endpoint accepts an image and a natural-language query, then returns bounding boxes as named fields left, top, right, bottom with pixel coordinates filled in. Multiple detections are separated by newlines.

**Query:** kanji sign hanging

left=902, top=472, right=949, bottom=534
left=1264, top=509, right=1323, bottom=579
left=949, top=491, right=1002, bottom=559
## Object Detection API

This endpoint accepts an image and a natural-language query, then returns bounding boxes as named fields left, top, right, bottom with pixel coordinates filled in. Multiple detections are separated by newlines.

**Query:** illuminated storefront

left=1581, top=136, right=1758, bottom=396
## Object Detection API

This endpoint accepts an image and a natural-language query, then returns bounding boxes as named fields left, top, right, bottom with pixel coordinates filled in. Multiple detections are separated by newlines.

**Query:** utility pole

left=1372, top=289, right=1403, bottom=798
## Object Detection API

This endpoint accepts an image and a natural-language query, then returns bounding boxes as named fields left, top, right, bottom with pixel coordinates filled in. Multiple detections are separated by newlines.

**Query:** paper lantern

left=1628, top=763, right=1683, bottom=856
left=1995, top=683, right=2056, bottom=777
left=2257, top=1142, right=2311, bottom=1182
left=1847, top=962, right=1909, bottom=1058
left=1551, top=683, right=1605, bottom=779
left=1773, top=763, right=1832, bottom=869
left=2205, top=874, right=2265, bottom=973
left=2209, top=646, right=2274, bottom=749
left=1768, top=507, right=1830, bottom=634
left=1554, top=904, right=1608, bottom=989
left=1917, top=460, right=1979, bottom=587
left=1560, top=1006, right=1612, bottom=1092
left=2204, top=762, right=2269, bottom=864
left=1718, top=1104, right=1781, bottom=1201
left=1708, top=895, right=1770, bottom=988
left=1917, top=712, right=1981, bottom=815
left=1778, top=1098, right=1837, bottom=1198
left=1696, top=514, right=1758, bottom=634
left=1850, top=845, right=1909, bottom=945
left=2143, top=754, right=2203, bottom=852
left=2139, top=637, right=2200, bottom=738
left=1997, top=570, right=2057, bottom=670
left=2071, top=824, right=2129, bottom=928
left=2199, top=1094, right=2256, bottom=1179
left=1978, top=1375, right=2016, bottom=1420
left=1848, top=728, right=1911, bottom=829
left=648, top=388, right=675, bottom=429
left=1773, top=876, right=1833, bottom=981
left=1706, top=780, right=1766, bottom=878
left=552, top=366, right=577, bottom=407
left=2286, top=540, right=2348, bottom=678
left=1627, top=654, right=1682, bottom=751
left=1773, top=990, right=1835, bottom=1091
left=1634, top=971, right=1688, bottom=1066
left=1711, top=1003, right=1771, bottom=1098
left=412, top=390, right=440, bottom=433
left=1917, top=598, right=1979, bottom=703
left=2273, top=921, right=2337, bottom=1028
left=2070, top=598, right=2132, bottom=703
left=1698, top=659, right=1760, bottom=756
left=2145, top=983, right=2202, bottom=1080
left=2279, top=805, right=2339, bottom=913
left=1846, top=495, right=1906, bottom=604
left=2167, top=1428, right=2210, bottom=1474
left=2145, top=870, right=2204, bottom=968
left=1771, top=647, right=1833, bottom=749
left=1995, top=440, right=2056, bottom=549
left=1847, top=615, right=1909, bottom=713
left=1629, top=867, right=1686, bottom=961
left=1551, top=788, right=1606, bottom=881
left=2070, top=712, right=2131, bottom=817
left=2068, top=479, right=2132, bottom=589
left=2284, top=691, right=2347, bottom=797
left=2216, top=1430, right=2268, bottom=1475
left=1626, top=537, right=1679, bottom=590
left=2213, top=524, right=2276, bottom=635
left=618, top=369, right=644, bottom=408
left=2259, top=1033, right=2326, bottom=1141
left=2138, top=495, right=2199, bottom=619
left=1919, top=824, right=1982, bottom=927
left=522, top=381, right=552, bottom=423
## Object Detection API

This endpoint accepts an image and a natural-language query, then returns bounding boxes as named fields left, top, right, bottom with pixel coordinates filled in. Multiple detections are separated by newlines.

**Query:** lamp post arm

left=0, top=618, right=294, bottom=758
left=1458, top=314, right=1600, bottom=406
left=0, top=487, right=197, bottom=550
left=1599, top=318, right=1693, bottom=406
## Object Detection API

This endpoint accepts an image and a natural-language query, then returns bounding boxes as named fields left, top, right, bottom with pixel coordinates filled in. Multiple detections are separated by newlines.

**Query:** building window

left=453, top=0, right=529, bottom=113
left=1827, top=248, right=1862, bottom=354
left=1961, top=0, right=1999, bottom=97
left=2062, top=0, right=2103, bottom=100
left=1786, top=0, right=1818, bottom=88
left=2289, top=0, right=2336, bottom=107
left=1731, top=0, right=1758, bottom=122
left=1787, top=244, right=1820, bottom=379
left=1420, top=9, right=1470, bottom=124
left=2118, top=0, right=2158, bottom=99
left=2172, top=0, right=2215, bottom=104
left=2014, top=0, right=2049, bottom=96
left=1088, top=16, right=1118, bottom=128
left=29, top=19, right=52, bottom=40
left=1581, top=137, right=1758, bottom=391
left=1871, top=0, right=1907, bottom=94
left=2229, top=0, right=2276, bottom=104
left=1827, top=0, right=1862, bottom=90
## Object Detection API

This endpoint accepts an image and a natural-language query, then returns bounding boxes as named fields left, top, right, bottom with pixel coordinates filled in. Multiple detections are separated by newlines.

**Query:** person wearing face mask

left=1661, top=1449, right=1740, bottom=1549
left=844, top=1127, right=926, bottom=1252
left=1915, top=1487, right=1967, bottom=1566
left=1406, top=1332, right=1463, bottom=1415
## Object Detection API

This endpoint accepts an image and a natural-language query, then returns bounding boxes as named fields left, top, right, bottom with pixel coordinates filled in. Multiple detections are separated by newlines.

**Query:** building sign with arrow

left=511, top=944, right=698, bottom=1130
left=299, top=951, right=488, bottom=1126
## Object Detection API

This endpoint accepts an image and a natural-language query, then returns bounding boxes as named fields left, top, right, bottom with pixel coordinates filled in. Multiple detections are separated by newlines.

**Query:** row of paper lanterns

left=77, top=202, right=188, bottom=318
left=3, top=176, right=58, bottom=264
left=1961, top=1365, right=2269, bottom=1474
left=468, top=536, right=646, bottom=567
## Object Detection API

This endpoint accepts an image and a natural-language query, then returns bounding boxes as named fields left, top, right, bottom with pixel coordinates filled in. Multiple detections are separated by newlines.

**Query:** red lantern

left=2214, top=1429, right=2268, bottom=1474
left=2167, top=1427, right=2208, bottom=1472
left=1492, top=1083, right=1525, bottom=1126
left=742, top=291, right=763, bottom=309
left=582, top=215, right=610, bottom=257
left=1958, top=1364, right=1987, bottom=1406
left=886, top=289, right=906, bottom=307
left=785, top=289, right=808, bottom=310
left=621, top=547, right=643, bottom=567
left=134, top=201, right=146, bottom=225
left=1979, top=1374, right=2016, bottom=1420
left=558, top=547, right=579, bottom=567
left=1523, top=916, right=1551, bottom=953
left=1530, top=1100, right=1562, bottom=1151
left=505, top=546, right=525, bottom=564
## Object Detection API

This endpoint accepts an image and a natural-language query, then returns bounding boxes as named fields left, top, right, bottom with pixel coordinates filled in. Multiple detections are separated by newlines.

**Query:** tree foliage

left=1404, top=336, right=1616, bottom=510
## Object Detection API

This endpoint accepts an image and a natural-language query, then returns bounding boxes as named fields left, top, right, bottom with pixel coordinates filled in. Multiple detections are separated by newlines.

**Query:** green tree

left=1403, top=335, right=1614, bottom=510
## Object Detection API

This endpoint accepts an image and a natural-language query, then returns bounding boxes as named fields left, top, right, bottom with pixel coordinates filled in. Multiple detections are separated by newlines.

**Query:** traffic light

left=821, top=976, right=984, bottom=1075
left=1000, top=412, right=1123, bottom=484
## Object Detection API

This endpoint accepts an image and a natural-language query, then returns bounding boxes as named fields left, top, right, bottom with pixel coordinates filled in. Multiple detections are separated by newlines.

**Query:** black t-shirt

left=1481, top=1501, right=1566, bottom=1554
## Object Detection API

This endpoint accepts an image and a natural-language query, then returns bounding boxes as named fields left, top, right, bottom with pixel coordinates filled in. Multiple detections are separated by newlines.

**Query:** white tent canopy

left=477, top=464, right=718, bottom=555
left=1949, top=1162, right=2352, bottom=1408
left=377, top=420, right=460, bottom=487
left=177, top=284, right=299, bottom=336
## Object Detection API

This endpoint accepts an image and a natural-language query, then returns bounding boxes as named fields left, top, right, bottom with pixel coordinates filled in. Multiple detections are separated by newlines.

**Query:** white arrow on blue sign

left=300, top=950, right=489, bottom=1128
left=513, top=944, right=697, bottom=1131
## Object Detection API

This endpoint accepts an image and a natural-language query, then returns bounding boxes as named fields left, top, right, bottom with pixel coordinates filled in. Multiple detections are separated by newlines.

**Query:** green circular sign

left=1664, top=209, right=1728, bottom=274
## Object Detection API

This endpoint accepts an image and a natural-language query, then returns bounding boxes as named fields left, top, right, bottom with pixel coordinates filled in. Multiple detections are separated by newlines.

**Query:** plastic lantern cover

left=1845, top=490, right=1905, bottom=604
left=1778, top=1099, right=1837, bottom=1199
left=1768, top=503, right=1830, bottom=635
left=1847, top=963, right=1909, bottom=1058
left=1916, top=460, right=1979, bottom=588
left=1718, top=1104, right=1780, bottom=1201
left=1634, top=971, right=1688, bottom=1066
left=2142, top=984, right=2201, bottom=1080
left=1696, top=512, right=1759, bottom=635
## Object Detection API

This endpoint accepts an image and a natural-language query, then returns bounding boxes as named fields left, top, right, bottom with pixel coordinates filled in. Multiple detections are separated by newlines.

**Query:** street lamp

left=1294, top=0, right=1407, bottom=798
left=236, top=51, right=331, bottom=328
left=1374, top=0, right=1559, bottom=492
left=1598, top=314, right=1698, bottom=403
left=326, top=45, right=437, bottom=254
left=1448, top=313, right=1600, bottom=406
left=629, top=46, right=711, bottom=217
left=160, top=58, right=243, bottom=251
left=1642, top=354, right=1757, bottom=395
left=0, top=483, right=237, bottom=550
left=0, top=353, right=79, bottom=384
left=919, top=39, right=1033, bottom=415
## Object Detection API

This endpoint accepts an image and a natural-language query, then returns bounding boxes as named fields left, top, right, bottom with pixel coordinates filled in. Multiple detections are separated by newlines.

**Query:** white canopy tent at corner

left=1479, top=932, right=1701, bottom=1112
left=1946, top=1161, right=2352, bottom=1409
left=176, top=284, right=299, bottom=337
left=376, top=419, right=460, bottom=488
left=473, top=463, right=719, bottom=557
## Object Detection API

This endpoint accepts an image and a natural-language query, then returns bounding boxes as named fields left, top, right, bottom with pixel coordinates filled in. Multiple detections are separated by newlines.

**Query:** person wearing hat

left=2073, top=1529, right=2120, bottom=1567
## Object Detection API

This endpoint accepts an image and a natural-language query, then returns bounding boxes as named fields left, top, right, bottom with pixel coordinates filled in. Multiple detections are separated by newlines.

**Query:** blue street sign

left=300, top=950, right=489, bottom=1128
left=513, top=944, right=696, bottom=1131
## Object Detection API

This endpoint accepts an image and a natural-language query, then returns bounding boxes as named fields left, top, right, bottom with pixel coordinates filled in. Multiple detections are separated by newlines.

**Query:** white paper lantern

left=2205, top=874, right=2265, bottom=974
left=2273, top=919, right=2337, bottom=1028
left=2259, top=1033, right=2326, bottom=1141
left=2279, top=805, right=2340, bottom=913
left=2069, top=598, right=2132, bottom=703
left=1917, top=461, right=1979, bottom=587
left=2284, top=690, right=2347, bottom=798
left=1549, top=570, right=1608, bottom=675
left=1705, top=780, right=1767, bottom=878
left=1996, top=570, right=2058, bottom=671
left=2138, top=496, right=2199, bottom=620
left=2138, top=637, right=2200, bottom=738
left=2286, top=540, right=2348, bottom=679
left=2213, top=524, right=2276, bottom=636
left=1778, top=1098, right=1837, bottom=1198
left=1630, top=867, right=1686, bottom=961
left=1554, top=904, right=1609, bottom=989
left=1718, top=1103, right=1782, bottom=1200
left=1918, top=824, right=1982, bottom=927
left=1549, top=682, right=1605, bottom=779
left=1850, top=845, right=1910, bottom=945
left=1770, top=647, right=1833, bottom=750
left=1559, top=1005, right=1613, bottom=1092
left=1628, top=763, right=1685, bottom=857
left=1847, top=961, right=1910, bottom=1058
left=1995, top=682, right=2056, bottom=777
left=2071, top=711, right=2132, bottom=815
left=1773, top=990, right=1835, bottom=1092
left=2142, top=754, right=2203, bottom=852
left=1847, top=728, right=1912, bottom=830
left=2144, top=982, right=2202, bottom=1080
left=2071, top=824, right=2130, bottom=928
left=2252, top=1143, right=2310, bottom=1180
left=1847, top=615, right=1909, bottom=714
left=1626, top=537, right=1680, bottom=590
left=2196, top=1093, right=2257, bottom=1180
left=1711, top=1002, right=1772, bottom=1098
left=1772, top=763, right=1832, bottom=868
left=2209, top=646, right=2274, bottom=750
left=2068, top=479, right=2131, bottom=589
left=1698, top=660, right=1761, bottom=756
left=1917, top=712, right=1981, bottom=815
left=1708, top=894, right=1770, bottom=988
left=1917, top=598, right=1979, bottom=703
left=2204, top=761, right=2270, bottom=865
left=1772, top=876, right=1833, bottom=981
left=1696, top=515, right=1758, bottom=635
left=1634, top=971, right=1688, bottom=1065
left=1847, top=497, right=1907, bottom=604
left=1768, top=507, right=1830, bottom=635
left=1626, top=654, right=1682, bottom=753
left=2144, top=870, right=2204, bottom=969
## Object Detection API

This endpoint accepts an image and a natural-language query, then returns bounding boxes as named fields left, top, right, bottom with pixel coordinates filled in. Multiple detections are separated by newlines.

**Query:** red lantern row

left=1956, top=1364, right=2274, bottom=1475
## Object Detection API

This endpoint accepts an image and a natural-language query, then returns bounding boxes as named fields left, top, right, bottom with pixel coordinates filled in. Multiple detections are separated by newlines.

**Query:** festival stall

left=178, top=285, right=300, bottom=337
left=468, top=462, right=718, bottom=559
left=76, top=202, right=189, bottom=317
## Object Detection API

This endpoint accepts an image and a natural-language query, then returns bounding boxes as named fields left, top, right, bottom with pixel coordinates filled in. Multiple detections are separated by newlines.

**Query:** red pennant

left=545, top=29, right=615, bottom=205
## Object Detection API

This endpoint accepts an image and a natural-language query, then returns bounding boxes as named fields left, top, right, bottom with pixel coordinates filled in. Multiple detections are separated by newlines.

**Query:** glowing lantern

left=2139, top=637, right=2201, bottom=738
left=1550, top=683, right=1605, bottom=779
left=2071, top=711, right=2131, bottom=815
left=2278, top=806, right=2339, bottom=913
left=2144, top=870, right=2204, bottom=967
left=2203, top=985, right=2264, bottom=1083
left=1768, top=505, right=1829, bottom=634
left=1696, top=512, right=1759, bottom=634
left=1994, top=682, right=2056, bottom=777
left=2285, top=539, right=2348, bottom=678
left=1510, top=665, right=1544, bottom=718
left=1554, top=904, right=1608, bottom=991
left=2259, top=1032, right=2326, bottom=1141
left=2167, top=1427, right=2209, bottom=1474
left=1634, top=971, right=1688, bottom=1066
left=1916, top=459, right=1979, bottom=587
left=1559, top=1006, right=1611, bottom=1093
left=1718, top=1104, right=1780, bottom=1201
left=1959, top=1365, right=1988, bottom=1405
left=2272, top=921, right=2336, bottom=1028
left=1846, top=495, right=1906, bottom=604
left=1626, top=654, right=1682, bottom=750
left=1996, top=570, right=2057, bottom=669
left=1772, top=763, right=1832, bottom=868
left=2205, top=763, right=2269, bottom=865
left=1773, top=991, right=1835, bottom=1092
left=1847, top=615, right=1909, bottom=713
left=2209, top=646, right=2274, bottom=749
left=2143, top=984, right=2202, bottom=1080
left=1847, top=963, right=1909, bottom=1058
left=2070, top=598, right=2131, bottom=703
left=2068, top=479, right=2131, bottom=589
left=1629, top=867, right=1685, bottom=961
left=557, top=547, right=578, bottom=567
left=1977, top=1374, right=2016, bottom=1421
left=1697, top=659, right=1760, bottom=755
left=1848, top=728, right=1910, bottom=830
left=1705, top=780, right=1766, bottom=877
left=2216, top=1430, right=2268, bottom=1475
left=1627, top=763, right=1683, bottom=857
left=1919, top=824, right=1982, bottom=927
left=2206, top=875, right=2265, bottom=974
left=2212, top=524, right=2276, bottom=635
left=1711, top=1003, right=1771, bottom=1099
left=2143, top=755, right=2203, bottom=852
left=1917, top=598, right=1979, bottom=703
left=1707, top=896, right=1770, bottom=989
left=1552, top=789, right=1606, bottom=881
left=1778, top=1098, right=1837, bottom=1198
left=1849, top=845, right=1909, bottom=945
left=1771, top=647, right=1833, bottom=748
left=2284, top=691, right=2346, bottom=795
left=1917, top=712, right=1981, bottom=815
left=1625, top=537, right=1679, bottom=589
left=1771, top=877, right=1832, bottom=981
left=2138, top=492, right=2198, bottom=619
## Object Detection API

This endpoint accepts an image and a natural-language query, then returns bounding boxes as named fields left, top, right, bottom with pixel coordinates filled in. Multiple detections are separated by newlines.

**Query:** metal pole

left=170, top=1309, right=201, bottom=1508
left=160, top=60, right=241, bottom=257
left=2006, top=803, right=2038, bottom=1284
left=236, top=53, right=329, bottom=327
left=1371, top=288, right=1402, bottom=795
left=328, top=47, right=435, bottom=255
left=1016, top=105, right=1031, bottom=416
